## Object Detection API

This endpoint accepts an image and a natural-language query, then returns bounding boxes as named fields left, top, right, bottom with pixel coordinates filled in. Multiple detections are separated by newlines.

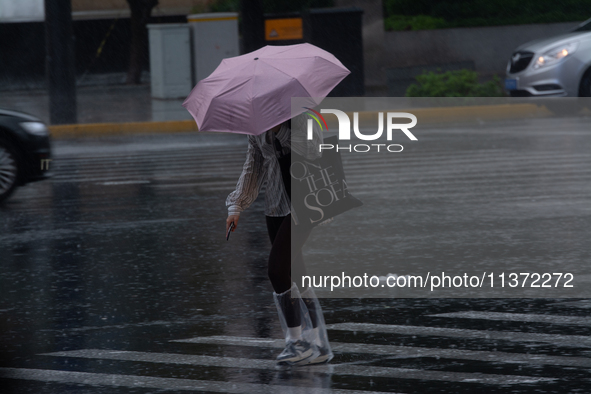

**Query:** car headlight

left=20, top=122, right=49, bottom=136
left=533, top=42, right=578, bottom=69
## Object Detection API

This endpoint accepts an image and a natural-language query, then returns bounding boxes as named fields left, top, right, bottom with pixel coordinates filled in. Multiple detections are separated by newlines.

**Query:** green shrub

left=210, top=0, right=240, bottom=12
left=262, top=0, right=334, bottom=13
left=191, top=0, right=239, bottom=13
left=385, top=14, right=447, bottom=31
left=405, top=69, right=504, bottom=97
left=383, top=0, right=589, bottom=30
left=191, top=0, right=334, bottom=14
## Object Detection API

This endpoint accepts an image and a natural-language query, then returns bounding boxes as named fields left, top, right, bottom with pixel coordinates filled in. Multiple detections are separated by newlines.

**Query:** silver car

left=505, top=18, right=591, bottom=97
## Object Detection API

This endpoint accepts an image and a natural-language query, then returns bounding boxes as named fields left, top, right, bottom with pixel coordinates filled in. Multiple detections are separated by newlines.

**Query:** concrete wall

left=376, top=22, right=580, bottom=91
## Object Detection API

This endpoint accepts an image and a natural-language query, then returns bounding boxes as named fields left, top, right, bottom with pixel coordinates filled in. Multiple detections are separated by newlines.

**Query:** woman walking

left=182, top=42, right=349, bottom=366
left=225, top=115, right=333, bottom=366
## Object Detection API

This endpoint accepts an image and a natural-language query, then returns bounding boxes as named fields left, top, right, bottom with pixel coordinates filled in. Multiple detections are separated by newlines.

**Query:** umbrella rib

left=258, top=55, right=346, bottom=98
left=257, top=58, right=316, bottom=98
left=249, top=74, right=257, bottom=133
left=210, top=71, right=250, bottom=99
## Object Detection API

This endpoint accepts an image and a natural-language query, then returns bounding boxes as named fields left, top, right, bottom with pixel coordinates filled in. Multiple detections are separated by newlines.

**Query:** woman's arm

left=226, top=135, right=268, bottom=225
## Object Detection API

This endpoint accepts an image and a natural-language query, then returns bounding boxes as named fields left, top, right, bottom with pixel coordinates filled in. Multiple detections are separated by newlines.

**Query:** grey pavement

left=1, top=116, right=591, bottom=393
left=0, top=83, right=193, bottom=125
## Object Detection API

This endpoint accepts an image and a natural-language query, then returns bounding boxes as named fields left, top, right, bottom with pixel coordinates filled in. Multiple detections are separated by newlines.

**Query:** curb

left=49, top=120, right=198, bottom=138
left=48, top=104, right=548, bottom=138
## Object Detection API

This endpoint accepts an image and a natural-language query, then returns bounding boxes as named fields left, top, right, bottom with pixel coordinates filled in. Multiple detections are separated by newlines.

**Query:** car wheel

left=0, top=140, right=20, bottom=203
left=579, top=68, right=591, bottom=97
left=579, top=68, right=591, bottom=111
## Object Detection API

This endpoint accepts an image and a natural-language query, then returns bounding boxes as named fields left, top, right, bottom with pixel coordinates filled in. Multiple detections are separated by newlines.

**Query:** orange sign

left=265, top=18, right=303, bottom=41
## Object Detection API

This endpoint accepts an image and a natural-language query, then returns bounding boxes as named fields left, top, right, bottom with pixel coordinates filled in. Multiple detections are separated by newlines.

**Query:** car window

left=573, top=18, right=591, bottom=32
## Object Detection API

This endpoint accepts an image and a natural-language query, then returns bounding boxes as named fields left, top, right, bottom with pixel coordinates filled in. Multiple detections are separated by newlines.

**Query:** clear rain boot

left=273, top=283, right=320, bottom=366
left=301, top=286, right=334, bottom=364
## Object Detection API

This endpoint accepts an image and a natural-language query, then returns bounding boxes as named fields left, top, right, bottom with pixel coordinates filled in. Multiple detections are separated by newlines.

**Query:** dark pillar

left=45, top=0, right=77, bottom=124
left=304, top=8, right=365, bottom=96
left=240, top=0, right=265, bottom=54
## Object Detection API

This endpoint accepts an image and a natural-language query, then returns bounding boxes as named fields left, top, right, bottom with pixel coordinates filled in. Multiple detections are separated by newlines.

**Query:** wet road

left=1, top=117, right=591, bottom=393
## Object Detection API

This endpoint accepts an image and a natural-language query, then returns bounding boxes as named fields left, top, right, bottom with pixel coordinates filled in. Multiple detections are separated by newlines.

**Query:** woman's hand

left=226, top=215, right=240, bottom=234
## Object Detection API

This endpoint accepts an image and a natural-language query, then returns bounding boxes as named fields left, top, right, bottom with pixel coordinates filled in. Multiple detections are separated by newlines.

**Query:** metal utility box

left=187, top=12, right=239, bottom=83
left=147, top=23, right=192, bottom=99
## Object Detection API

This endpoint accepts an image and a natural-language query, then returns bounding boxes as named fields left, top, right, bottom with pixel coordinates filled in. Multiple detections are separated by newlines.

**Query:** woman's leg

left=266, top=215, right=291, bottom=294
left=300, top=286, right=333, bottom=364
left=267, top=215, right=320, bottom=365
left=266, top=214, right=311, bottom=294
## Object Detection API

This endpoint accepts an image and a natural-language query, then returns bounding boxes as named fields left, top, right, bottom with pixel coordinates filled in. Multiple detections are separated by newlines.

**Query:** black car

left=0, top=109, right=51, bottom=203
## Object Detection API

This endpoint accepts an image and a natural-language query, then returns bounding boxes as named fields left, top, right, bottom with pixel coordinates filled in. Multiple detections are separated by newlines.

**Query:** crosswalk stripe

left=50, top=159, right=246, bottom=174
left=39, top=349, right=554, bottom=385
left=345, top=165, right=591, bottom=179
left=0, top=368, right=394, bottom=394
left=51, top=155, right=587, bottom=182
left=99, top=180, right=151, bottom=186
left=55, top=149, right=245, bottom=162
left=430, top=311, right=591, bottom=326
left=150, top=182, right=235, bottom=189
left=550, top=300, right=591, bottom=309
left=346, top=174, right=590, bottom=192
left=341, top=150, right=588, bottom=164
left=48, top=167, right=589, bottom=187
left=326, top=323, right=591, bottom=348
left=171, top=335, right=591, bottom=368
left=49, top=166, right=242, bottom=178
left=49, top=175, right=238, bottom=185
left=47, top=129, right=591, bottom=192
left=342, top=158, right=591, bottom=176
left=53, top=152, right=587, bottom=172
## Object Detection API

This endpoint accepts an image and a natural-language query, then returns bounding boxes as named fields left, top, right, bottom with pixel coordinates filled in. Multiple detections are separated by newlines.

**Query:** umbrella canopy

left=182, top=43, right=350, bottom=135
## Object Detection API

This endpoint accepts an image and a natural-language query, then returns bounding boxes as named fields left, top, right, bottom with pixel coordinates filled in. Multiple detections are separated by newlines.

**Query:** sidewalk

left=0, top=83, right=192, bottom=125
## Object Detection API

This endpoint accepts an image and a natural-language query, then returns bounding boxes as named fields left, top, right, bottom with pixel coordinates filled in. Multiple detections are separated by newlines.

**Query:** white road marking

left=99, top=180, right=151, bottom=185
left=40, top=349, right=554, bottom=385
left=0, top=368, right=394, bottom=394
left=326, top=323, right=591, bottom=348
left=430, top=311, right=591, bottom=326
left=171, top=335, right=591, bottom=368
left=550, top=300, right=591, bottom=309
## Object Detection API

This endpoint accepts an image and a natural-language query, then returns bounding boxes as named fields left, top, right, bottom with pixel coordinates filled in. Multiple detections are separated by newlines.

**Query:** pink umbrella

left=182, top=43, right=350, bottom=135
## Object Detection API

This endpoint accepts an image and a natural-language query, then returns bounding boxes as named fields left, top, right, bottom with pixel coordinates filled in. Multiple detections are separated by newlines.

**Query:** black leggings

left=266, top=214, right=311, bottom=294
left=267, top=214, right=319, bottom=328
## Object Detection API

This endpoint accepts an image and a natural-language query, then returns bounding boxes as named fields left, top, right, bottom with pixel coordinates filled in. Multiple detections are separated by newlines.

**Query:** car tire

left=579, top=67, right=591, bottom=97
left=0, top=139, right=20, bottom=203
